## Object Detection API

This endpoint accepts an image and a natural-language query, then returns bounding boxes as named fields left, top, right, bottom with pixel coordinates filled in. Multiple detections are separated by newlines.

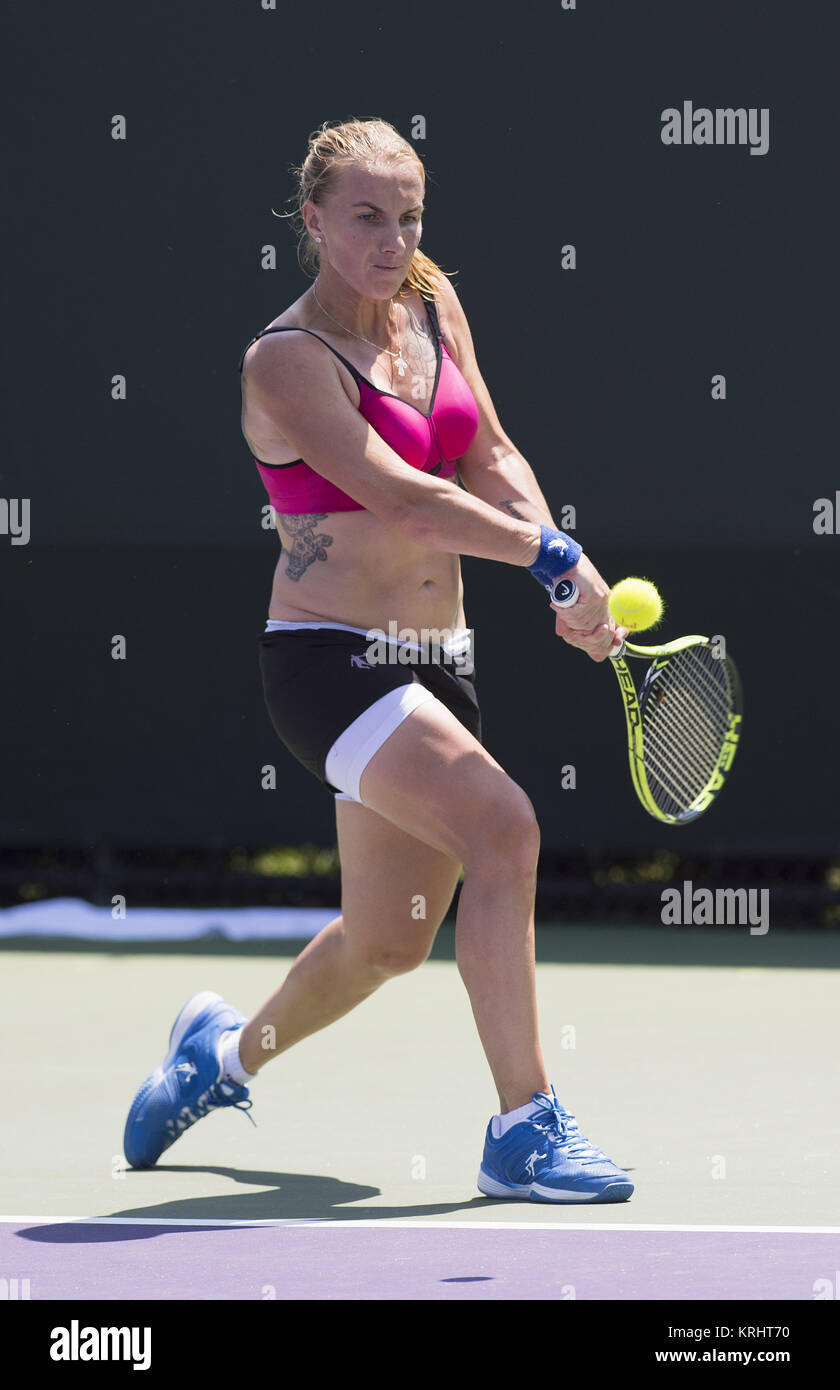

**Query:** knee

left=352, top=935, right=433, bottom=980
left=468, top=783, right=540, bottom=874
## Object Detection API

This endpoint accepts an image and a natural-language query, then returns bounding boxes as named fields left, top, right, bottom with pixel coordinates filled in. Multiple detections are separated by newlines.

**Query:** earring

left=315, top=237, right=322, bottom=243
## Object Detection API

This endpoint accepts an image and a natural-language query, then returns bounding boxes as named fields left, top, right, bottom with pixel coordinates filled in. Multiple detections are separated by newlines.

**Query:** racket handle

left=549, top=577, right=625, bottom=658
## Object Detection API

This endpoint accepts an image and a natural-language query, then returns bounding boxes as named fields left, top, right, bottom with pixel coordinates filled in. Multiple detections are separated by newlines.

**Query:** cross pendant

left=393, top=354, right=408, bottom=377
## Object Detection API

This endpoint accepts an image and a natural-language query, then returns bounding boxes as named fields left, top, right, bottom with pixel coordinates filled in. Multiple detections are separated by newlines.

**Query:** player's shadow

left=15, top=1165, right=506, bottom=1243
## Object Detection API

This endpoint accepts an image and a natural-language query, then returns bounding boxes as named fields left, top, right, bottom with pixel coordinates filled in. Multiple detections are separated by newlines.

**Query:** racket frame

left=610, top=636, right=742, bottom=825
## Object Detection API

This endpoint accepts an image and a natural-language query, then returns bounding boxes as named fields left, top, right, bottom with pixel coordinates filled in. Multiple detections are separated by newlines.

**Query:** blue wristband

left=526, top=524, right=582, bottom=591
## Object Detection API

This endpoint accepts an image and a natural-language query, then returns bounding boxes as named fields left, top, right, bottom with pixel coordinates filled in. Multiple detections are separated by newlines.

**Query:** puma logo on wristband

left=526, top=525, right=582, bottom=590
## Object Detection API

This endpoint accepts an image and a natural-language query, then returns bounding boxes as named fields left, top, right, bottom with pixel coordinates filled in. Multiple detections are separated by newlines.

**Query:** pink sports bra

left=237, top=296, right=480, bottom=513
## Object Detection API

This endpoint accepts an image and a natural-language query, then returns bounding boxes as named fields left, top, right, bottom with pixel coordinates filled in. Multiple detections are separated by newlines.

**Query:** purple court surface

left=3, top=1221, right=837, bottom=1300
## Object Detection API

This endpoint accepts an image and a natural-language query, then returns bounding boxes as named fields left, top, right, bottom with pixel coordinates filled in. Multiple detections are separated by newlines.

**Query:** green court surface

left=2, top=925, right=838, bottom=1228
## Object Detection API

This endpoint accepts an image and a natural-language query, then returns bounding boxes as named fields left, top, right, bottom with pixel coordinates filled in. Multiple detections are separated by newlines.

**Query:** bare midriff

left=267, top=504, right=467, bottom=634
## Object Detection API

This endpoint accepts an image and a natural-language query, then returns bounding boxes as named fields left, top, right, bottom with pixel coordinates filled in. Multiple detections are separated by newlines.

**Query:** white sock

left=491, top=1092, right=550, bottom=1140
left=218, top=1027, right=256, bottom=1086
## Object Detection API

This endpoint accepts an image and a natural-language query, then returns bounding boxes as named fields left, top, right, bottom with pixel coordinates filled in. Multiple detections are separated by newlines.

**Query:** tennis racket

left=550, top=577, right=742, bottom=825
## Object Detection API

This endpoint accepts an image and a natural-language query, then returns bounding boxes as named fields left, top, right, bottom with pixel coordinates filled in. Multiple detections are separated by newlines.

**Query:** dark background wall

left=3, top=1, right=838, bottom=858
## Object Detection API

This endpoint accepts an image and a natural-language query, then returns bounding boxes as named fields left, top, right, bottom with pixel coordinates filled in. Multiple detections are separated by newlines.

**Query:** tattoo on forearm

left=278, top=513, right=333, bottom=581
left=499, top=498, right=529, bottom=521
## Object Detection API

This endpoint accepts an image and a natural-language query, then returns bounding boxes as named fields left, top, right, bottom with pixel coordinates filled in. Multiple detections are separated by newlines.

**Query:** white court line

left=1, top=1215, right=839, bottom=1233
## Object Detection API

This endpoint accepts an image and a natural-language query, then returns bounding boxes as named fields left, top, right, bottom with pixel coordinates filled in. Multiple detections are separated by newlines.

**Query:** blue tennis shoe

left=478, top=1087, right=633, bottom=1203
left=124, top=990, right=255, bottom=1170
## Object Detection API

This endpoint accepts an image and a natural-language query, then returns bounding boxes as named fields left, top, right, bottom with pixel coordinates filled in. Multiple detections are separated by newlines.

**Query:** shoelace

left=170, top=1080, right=257, bottom=1135
left=205, top=1080, right=257, bottom=1129
left=529, top=1091, right=607, bottom=1165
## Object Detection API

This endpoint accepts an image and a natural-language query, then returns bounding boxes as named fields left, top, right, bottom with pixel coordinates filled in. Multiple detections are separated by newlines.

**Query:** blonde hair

left=275, top=117, right=456, bottom=300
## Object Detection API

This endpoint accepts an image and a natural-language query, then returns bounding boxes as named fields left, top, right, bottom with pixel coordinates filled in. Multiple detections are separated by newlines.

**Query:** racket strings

left=644, top=680, right=726, bottom=771
left=643, top=684, right=731, bottom=809
left=640, top=647, right=735, bottom=817
left=643, top=662, right=733, bottom=813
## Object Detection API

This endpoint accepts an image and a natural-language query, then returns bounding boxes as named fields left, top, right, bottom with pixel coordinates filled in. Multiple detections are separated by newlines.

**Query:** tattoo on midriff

left=277, top=513, right=334, bottom=582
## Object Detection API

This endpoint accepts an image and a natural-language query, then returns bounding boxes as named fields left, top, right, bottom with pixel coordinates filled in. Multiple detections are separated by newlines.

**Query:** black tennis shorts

left=258, top=624, right=482, bottom=804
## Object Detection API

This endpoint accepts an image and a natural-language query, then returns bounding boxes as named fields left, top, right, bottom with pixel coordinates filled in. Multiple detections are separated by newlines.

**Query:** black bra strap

left=421, top=293, right=441, bottom=346
left=238, top=326, right=363, bottom=378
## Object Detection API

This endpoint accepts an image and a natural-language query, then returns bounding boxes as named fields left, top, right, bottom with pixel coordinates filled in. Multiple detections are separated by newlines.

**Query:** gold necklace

left=311, top=283, right=409, bottom=378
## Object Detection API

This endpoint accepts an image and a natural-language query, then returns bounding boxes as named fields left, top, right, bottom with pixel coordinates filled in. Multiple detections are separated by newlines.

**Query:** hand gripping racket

left=550, top=577, right=743, bottom=825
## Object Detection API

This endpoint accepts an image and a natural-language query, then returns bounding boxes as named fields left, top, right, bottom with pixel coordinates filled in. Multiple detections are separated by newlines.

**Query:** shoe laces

left=529, top=1089, right=607, bottom=1165
left=182, top=1080, right=257, bottom=1130
left=208, top=1080, right=257, bottom=1128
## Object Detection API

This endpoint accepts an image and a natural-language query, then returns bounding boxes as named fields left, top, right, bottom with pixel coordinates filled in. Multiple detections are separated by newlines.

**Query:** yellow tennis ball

left=608, top=577, right=664, bottom=632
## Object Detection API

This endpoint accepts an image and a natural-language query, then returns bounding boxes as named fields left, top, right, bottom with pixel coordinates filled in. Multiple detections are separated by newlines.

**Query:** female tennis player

left=123, top=118, right=633, bottom=1204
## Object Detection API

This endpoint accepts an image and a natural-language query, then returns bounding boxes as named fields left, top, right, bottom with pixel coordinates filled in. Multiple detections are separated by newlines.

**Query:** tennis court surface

left=2, top=924, right=838, bottom=1300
